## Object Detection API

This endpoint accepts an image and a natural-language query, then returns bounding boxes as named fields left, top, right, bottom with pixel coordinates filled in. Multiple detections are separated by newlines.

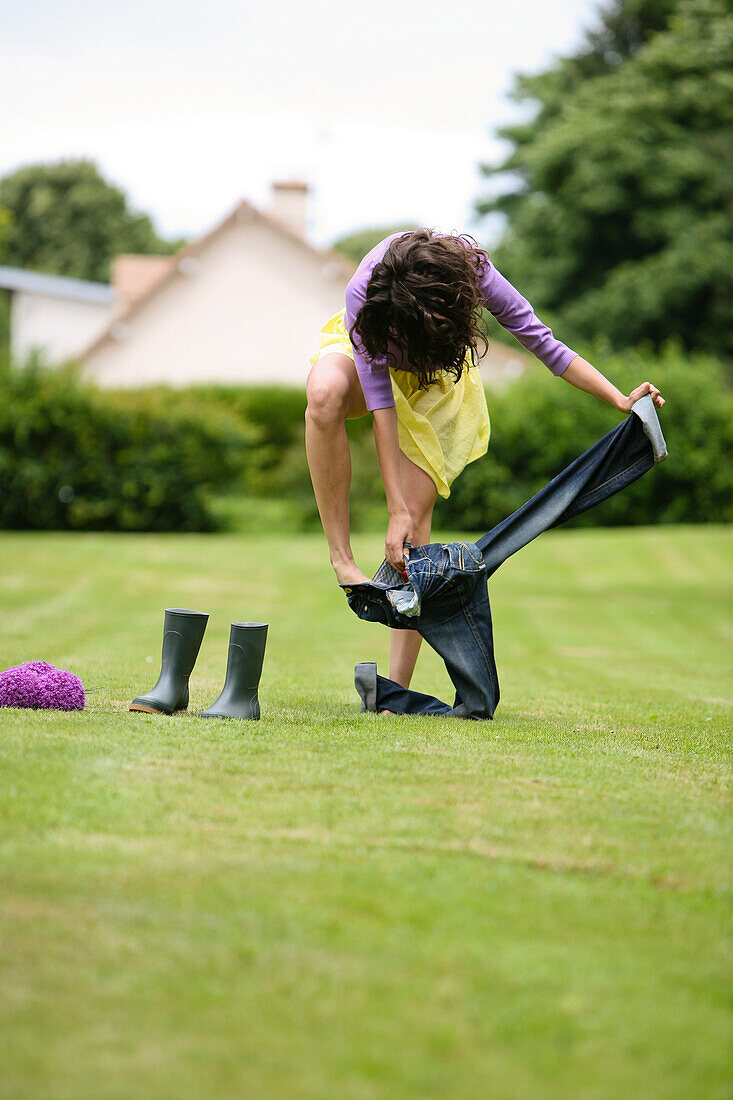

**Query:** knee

left=306, top=370, right=349, bottom=429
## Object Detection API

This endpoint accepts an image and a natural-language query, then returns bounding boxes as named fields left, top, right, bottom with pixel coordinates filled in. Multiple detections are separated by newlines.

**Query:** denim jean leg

left=346, top=403, right=666, bottom=722
left=477, top=406, right=662, bottom=576
left=374, top=674, right=455, bottom=716
left=418, top=582, right=500, bottom=719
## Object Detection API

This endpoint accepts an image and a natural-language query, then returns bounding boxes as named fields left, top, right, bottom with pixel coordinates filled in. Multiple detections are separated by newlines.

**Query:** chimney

left=269, top=180, right=310, bottom=239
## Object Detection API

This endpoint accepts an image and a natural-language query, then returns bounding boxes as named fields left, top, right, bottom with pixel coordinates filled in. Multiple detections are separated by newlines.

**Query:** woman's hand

left=622, top=381, right=665, bottom=412
left=385, top=508, right=413, bottom=571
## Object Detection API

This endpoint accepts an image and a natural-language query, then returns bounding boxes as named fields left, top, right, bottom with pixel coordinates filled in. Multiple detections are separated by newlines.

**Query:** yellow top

left=309, top=308, right=490, bottom=499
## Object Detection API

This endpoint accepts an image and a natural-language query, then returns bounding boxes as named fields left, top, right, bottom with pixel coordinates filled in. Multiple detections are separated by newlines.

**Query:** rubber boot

left=130, top=608, right=209, bottom=715
left=200, top=622, right=268, bottom=719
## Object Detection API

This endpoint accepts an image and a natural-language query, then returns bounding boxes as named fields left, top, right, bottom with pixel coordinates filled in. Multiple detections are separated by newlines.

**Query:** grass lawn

left=0, top=525, right=731, bottom=1100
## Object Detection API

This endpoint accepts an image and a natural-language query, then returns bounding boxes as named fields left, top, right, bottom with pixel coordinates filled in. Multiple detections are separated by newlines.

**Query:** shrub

left=0, top=358, right=249, bottom=530
left=3, top=344, right=728, bottom=533
left=438, top=344, right=733, bottom=530
left=192, top=346, right=731, bottom=532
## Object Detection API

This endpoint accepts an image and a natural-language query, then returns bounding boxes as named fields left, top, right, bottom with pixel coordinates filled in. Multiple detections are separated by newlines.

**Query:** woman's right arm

left=345, top=279, right=396, bottom=412
left=372, top=405, right=413, bottom=570
left=345, top=241, right=413, bottom=568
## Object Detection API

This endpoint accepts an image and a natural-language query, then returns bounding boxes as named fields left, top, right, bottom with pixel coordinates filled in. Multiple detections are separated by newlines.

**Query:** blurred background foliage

left=0, top=0, right=731, bottom=533
left=0, top=160, right=183, bottom=283
left=0, top=358, right=249, bottom=531
left=476, top=0, right=733, bottom=356
left=2, top=347, right=730, bottom=533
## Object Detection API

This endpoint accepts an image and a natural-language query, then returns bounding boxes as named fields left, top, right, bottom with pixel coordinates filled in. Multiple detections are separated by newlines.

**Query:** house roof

left=79, top=198, right=356, bottom=360
left=0, top=265, right=116, bottom=306
left=112, top=254, right=174, bottom=306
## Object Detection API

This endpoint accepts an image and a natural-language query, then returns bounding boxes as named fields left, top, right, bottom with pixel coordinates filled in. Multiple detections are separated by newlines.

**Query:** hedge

left=0, top=358, right=249, bottom=530
left=438, top=344, right=733, bottom=530
left=2, top=344, right=730, bottom=532
left=206, top=344, right=732, bottom=531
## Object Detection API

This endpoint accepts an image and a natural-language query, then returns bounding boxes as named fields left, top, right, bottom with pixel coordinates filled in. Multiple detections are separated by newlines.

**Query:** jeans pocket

left=443, top=542, right=486, bottom=574
left=346, top=590, right=392, bottom=627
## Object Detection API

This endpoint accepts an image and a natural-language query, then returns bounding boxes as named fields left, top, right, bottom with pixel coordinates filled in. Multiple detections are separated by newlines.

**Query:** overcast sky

left=2, top=0, right=600, bottom=247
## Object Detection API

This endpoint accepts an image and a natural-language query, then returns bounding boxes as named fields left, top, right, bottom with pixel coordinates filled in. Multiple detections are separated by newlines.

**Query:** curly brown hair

left=349, top=229, right=490, bottom=390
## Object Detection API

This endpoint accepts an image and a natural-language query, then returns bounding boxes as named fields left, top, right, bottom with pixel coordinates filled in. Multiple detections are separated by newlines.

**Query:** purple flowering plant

left=0, top=661, right=85, bottom=711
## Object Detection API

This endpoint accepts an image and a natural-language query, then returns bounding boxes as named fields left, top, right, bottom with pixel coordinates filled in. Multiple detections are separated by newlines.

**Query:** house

left=80, top=183, right=361, bottom=388
left=0, top=181, right=530, bottom=388
left=0, top=182, right=354, bottom=388
left=0, top=266, right=117, bottom=365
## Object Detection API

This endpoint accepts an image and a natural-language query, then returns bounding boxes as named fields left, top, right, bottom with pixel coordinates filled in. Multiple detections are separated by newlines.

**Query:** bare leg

left=306, top=353, right=436, bottom=688
left=389, top=455, right=437, bottom=688
left=305, top=353, right=370, bottom=585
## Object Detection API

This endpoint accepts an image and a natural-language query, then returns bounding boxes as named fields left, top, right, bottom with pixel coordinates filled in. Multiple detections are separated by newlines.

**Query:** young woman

left=305, top=229, right=664, bottom=689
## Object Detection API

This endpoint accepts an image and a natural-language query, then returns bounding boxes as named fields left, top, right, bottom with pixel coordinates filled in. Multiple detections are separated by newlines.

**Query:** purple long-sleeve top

left=344, top=232, right=577, bottom=411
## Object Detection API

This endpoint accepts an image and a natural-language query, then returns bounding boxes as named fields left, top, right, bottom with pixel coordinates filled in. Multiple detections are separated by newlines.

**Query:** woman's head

left=349, top=229, right=490, bottom=389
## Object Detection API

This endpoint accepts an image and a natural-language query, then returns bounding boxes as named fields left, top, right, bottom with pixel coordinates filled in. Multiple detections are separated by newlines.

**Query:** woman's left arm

left=562, top=354, right=665, bottom=413
left=477, top=259, right=665, bottom=412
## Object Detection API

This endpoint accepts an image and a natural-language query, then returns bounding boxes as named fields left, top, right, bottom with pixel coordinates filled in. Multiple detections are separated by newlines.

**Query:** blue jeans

left=344, top=395, right=667, bottom=720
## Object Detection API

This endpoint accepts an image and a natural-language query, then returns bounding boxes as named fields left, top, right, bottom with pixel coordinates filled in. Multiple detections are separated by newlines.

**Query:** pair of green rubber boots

left=130, top=609, right=267, bottom=719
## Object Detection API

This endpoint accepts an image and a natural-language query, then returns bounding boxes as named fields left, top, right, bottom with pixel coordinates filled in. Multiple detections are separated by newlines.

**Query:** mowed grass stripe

left=0, top=527, right=730, bottom=1099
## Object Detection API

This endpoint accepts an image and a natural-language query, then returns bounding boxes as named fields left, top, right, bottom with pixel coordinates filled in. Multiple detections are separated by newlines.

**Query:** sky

left=1, top=0, right=600, bottom=248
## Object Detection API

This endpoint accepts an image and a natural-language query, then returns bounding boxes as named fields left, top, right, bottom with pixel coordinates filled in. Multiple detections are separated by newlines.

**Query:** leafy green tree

left=331, top=223, right=419, bottom=266
left=477, top=0, right=733, bottom=356
left=0, top=207, right=11, bottom=354
left=0, top=204, right=11, bottom=263
left=0, top=160, right=181, bottom=283
left=0, top=297, right=9, bottom=359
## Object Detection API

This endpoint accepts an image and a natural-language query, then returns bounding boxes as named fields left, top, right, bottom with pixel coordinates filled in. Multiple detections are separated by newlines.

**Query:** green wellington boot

left=200, top=622, right=268, bottom=719
left=130, top=608, right=209, bottom=715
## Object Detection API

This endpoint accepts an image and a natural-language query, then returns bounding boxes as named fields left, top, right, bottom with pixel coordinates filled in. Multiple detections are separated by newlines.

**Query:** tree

left=0, top=160, right=181, bottom=283
left=0, top=204, right=10, bottom=263
left=476, top=0, right=733, bottom=356
left=331, top=223, right=419, bottom=266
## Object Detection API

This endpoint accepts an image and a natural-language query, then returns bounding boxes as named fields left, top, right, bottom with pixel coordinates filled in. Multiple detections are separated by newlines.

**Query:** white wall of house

left=82, top=214, right=349, bottom=388
left=11, top=291, right=116, bottom=364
